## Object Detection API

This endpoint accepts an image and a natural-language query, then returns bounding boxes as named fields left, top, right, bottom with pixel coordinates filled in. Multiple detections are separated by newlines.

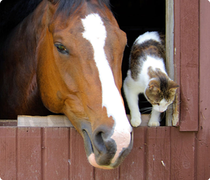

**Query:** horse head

left=37, top=0, right=133, bottom=169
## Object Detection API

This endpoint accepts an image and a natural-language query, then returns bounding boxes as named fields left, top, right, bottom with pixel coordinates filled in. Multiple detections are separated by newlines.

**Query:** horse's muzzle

left=82, top=124, right=133, bottom=169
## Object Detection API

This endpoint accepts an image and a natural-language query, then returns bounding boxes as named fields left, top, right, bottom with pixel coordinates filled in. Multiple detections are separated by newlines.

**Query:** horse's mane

left=0, top=0, right=42, bottom=40
left=0, top=0, right=110, bottom=56
left=0, top=0, right=110, bottom=39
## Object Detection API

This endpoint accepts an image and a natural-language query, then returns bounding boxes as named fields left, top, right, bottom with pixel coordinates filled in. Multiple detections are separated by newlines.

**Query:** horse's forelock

left=54, top=0, right=110, bottom=17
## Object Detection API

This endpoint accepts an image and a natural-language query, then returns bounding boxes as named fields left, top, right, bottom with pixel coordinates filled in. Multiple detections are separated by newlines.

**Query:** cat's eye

left=55, top=43, right=69, bottom=54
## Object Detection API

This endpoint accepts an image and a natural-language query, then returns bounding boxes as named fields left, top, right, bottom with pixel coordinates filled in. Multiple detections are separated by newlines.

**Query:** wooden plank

left=178, top=0, right=199, bottom=131
left=166, top=0, right=174, bottom=80
left=18, top=115, right=73, bottom=127
left=165, top=0, right=175, bottom=126
left=196, top=1, right=210, bottom=179
left=196, top=129, right=210, bottom=180
left=18, top=115, right=147, bottom=127
left=42, top=128, right=69, bottom=180
left=120, top=127, right=146, bottom=180
left=95, top=168, right=119, bottom=180
left=0, top=127, right=17, bottom=180
left=0, top=120, right=17, bottom=126
left=173, top=0, right=181, bottom=127
left=17, top=127, right=42, bottom=180
left=170, top=127, right=195, bottom=180
left=69, top=128, right=94, bottom=180
left=127, top=114, right=150, bottom=127
left=145, top=127, right=171, bottom=180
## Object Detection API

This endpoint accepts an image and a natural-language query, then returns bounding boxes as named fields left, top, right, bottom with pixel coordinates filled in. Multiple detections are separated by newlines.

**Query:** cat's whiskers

left=123, top=31, right=179, bottom=127
left=160, top=111, right=166, bottom=120
left=139, top=100, right=151, bottom=104
left=140, top=107, right=152, bottom=113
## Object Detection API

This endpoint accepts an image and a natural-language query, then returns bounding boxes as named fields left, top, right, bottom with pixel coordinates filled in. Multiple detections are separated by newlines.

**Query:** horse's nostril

left=93, top=127, right=117, bottom=165
left=94, top=131, right=106, bottom=153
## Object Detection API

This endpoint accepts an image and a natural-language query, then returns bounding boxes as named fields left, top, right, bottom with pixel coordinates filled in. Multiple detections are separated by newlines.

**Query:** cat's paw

left=131, top=117, right=142, bottom=127
left=148, top=121, right=160, bottom=127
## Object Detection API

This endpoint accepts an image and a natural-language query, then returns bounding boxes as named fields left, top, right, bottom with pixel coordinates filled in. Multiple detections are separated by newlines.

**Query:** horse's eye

left=55, top=43, right=69, bottom=54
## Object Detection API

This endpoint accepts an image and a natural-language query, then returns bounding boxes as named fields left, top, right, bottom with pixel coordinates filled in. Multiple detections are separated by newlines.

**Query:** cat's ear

left=169, top=81, right=179, bottom=93
left=148, top=80, right=160, bottom=94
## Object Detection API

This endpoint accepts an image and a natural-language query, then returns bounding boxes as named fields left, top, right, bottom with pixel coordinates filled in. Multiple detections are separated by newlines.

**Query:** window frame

left=169, top=0, right=199, bottom=131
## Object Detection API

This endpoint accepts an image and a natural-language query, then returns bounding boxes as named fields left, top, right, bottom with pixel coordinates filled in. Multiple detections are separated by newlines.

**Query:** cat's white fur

left=123, top=31, right=169, bottom=127
left=135, top=31, right=161, bottom=45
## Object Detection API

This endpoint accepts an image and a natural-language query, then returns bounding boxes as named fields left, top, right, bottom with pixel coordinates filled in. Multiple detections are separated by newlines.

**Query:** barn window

left=110, top=0, right=178, bottom=127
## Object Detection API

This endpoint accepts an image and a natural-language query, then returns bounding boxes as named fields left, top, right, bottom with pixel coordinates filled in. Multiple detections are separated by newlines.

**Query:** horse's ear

left=48, top=0, right=57, bottom=5
left=47, top=0, right=57, bottom=20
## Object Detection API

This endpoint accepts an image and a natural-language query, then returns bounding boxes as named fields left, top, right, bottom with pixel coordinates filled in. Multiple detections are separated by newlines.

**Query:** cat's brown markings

left=123, top=31, right=179, bottom=127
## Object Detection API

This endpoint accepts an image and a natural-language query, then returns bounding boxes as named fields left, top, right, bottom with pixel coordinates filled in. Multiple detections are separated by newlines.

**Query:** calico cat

left=123, top=31, right=178, bottom=127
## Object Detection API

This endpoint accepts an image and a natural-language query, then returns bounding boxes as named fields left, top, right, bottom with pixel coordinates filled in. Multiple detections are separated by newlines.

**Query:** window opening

left=111, top=0, right=176, bottom=126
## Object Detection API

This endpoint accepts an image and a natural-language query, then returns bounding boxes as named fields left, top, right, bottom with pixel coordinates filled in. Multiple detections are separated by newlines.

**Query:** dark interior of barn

left=0, top=0, right=166, bottom=124
left=110, top=0, right=166, bottom=124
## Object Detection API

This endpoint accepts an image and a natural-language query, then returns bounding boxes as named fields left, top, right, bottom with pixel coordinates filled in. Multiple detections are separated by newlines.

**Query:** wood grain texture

left=120, top=127, right=146, bottom=180
left=0, top=120, right=17, bottom=126
left=69, top=128, right=94, bottom=180
left=173, top=0, right=181, bottom=127
left=18, top=115, right=73, bottom=127
left=165, top=0, right=175, bottom=126
left=17, top=128, right=42, bottom=180
left=42, top=128, right=69, bottom=180
left=145, top=127, right=171, bottom=180
left=177, top=0, right=199, bottom=131
left=0, top=127, right=17, bottom=180
left=196, top=1, right=210, bottom=179
left=0, top=126, right=204, bottom=179
left=95, top=168, right=119, bottom=180
left=170, top=128, right=195, bottom=180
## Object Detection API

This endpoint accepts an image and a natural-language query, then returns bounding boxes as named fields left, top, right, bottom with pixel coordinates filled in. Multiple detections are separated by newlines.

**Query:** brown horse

left=0, top=0, right=133, bottom=169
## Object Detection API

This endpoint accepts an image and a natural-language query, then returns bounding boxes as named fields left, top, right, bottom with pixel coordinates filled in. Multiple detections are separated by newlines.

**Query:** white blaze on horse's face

left=81, top=13, right=132, bottom=168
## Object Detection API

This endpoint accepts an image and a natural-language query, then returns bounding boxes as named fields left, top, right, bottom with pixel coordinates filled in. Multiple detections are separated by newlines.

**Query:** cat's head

left=145, top=78, right=179, bottom=112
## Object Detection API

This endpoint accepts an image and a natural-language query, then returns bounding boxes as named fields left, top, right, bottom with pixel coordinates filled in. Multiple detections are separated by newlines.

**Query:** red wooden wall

left=0, top=0, right=210, bottom=179
left=0, top=126, right=209, bottom=180
left=197, top=0, right=210, bottom=179
left=0, top=126, right=198, bottom=180
left=174, top=0, right=199, bottom=131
